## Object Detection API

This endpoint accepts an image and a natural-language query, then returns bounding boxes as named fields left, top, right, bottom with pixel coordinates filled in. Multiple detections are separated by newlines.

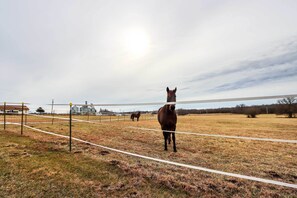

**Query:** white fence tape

left=27, top=121, right=78, bottom=124
left=50, top=94, right=297, bottom=106
left=27, top=114, right=126, bottom=123
left=24, top=114, right=297, bottom=144
left=27, top=114, right=70, bottom=121
left=127, top=127, right=297, bottom=144
left=2, top=122, right=297, bottom=189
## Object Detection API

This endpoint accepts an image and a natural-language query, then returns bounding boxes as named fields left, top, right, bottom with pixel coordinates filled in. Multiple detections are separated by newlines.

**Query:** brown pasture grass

left=1, top=113, right=297, bottom=197
left=0, top=129, right=184, bottom=197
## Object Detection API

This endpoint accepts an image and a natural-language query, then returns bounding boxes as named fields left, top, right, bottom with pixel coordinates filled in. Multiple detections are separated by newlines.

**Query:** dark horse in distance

left=131, top=112, right=141, bottom=121
left=158, top=87, right=177, bottom=152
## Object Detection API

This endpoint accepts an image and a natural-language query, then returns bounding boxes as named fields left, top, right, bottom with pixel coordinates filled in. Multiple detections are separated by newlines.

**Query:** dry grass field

left=1, top=114, right=297, bottom=197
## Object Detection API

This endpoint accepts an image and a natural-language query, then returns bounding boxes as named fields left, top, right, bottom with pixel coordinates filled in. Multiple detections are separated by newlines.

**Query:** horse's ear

left=166, top=87, right=169, bottom=92
left=174, top=87, right=177, bottom=93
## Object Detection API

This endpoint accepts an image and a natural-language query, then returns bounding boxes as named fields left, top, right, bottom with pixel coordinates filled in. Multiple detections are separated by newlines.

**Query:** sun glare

left=123, top=29, right=150, bottom=57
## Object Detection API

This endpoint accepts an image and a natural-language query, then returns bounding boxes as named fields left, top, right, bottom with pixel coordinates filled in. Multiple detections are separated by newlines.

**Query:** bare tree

left=277, top=97, right=297, bottom=118
left=235, top=104, right=246, bottom=114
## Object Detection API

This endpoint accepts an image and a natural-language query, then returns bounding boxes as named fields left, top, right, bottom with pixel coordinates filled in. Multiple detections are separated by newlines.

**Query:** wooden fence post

left=51, top=99, right=54, bottom=125
left=21, top=102, right=24, bottom=135
left=69, top=102, right=72, bottom=152
left=3, top=102, right=6, bottom=130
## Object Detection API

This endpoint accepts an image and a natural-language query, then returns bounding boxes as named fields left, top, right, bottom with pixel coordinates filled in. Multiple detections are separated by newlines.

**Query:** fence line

left=25, top=114, right=297, bottom=144
left=49, top=93, right=297, bottom=106
left=27, top=114, right=110, bottom=123
left=26, top=113, right=155, bottom=123
left=1, top=102, right=27, bottom=132
left=27, top=121, right=75, bottom=124
left=1, top=122, right=296, bottom=189
left=127, top=127, right=297, bottom=144
left=27, top=114, right=70, bottom=121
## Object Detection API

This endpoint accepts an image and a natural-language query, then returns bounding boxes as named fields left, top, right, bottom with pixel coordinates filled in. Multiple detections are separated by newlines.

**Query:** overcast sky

left=1, top=0, right=297, bottom=112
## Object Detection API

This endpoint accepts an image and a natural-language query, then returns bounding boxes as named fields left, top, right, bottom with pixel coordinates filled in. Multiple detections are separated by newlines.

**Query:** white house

left=71, top=105, right=80, bottom=114
left=0, top=105, right=30, bottom=114
left=79, top=101, right=97, bottom=115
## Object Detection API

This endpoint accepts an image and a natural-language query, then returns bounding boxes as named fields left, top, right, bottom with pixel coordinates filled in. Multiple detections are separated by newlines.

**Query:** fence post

left=51, top=99, right=54, bottom=125
left=52, top=113, right=55, bottom=125
left=69, top=102, right=72, bottom=152
left=3, top=102, right=6, bottom=130
left=21, top=102, right=24, bottom=135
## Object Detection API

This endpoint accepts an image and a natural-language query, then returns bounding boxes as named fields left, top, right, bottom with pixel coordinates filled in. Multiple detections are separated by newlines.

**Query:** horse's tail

left=130, top=114, right=133, bottom=119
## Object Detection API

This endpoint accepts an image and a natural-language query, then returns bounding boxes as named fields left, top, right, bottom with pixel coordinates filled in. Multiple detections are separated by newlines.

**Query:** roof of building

left=0, top=105, right=30, bottom=111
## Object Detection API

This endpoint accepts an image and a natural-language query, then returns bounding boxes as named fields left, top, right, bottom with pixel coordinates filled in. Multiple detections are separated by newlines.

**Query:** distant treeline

left=176, top=104, right=275, bottom=115
left=96, top=98, right=297, bottom=118
left=176, top=103, right=297, bottom=118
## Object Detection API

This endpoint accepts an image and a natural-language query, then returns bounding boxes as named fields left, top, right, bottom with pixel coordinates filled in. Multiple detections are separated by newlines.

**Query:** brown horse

left=131, top=112, right=141, bottom=121
left=158, top=87, right=177, bottom=152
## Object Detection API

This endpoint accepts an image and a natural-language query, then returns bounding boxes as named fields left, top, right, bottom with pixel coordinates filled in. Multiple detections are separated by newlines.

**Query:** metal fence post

left=69, top=102, right=72, bottom=152
left=3, top=102, right=6, bottom=130
left=21, top=102, right=24, bottom=135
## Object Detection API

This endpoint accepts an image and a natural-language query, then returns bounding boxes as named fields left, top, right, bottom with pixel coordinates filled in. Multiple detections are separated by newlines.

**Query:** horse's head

left=166, top=87, right=177, bottom=111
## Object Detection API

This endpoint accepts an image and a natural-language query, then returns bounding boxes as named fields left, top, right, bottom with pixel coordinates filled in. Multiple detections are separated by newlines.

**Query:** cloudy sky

left=1, top=0, right=297, bottom=112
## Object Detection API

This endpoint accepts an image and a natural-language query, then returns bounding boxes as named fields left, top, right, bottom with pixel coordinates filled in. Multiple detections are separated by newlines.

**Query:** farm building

left=71, top=105, right=80, bottom=114
left=81, top=103, right=96, bottom=115
left=71, top=101, right=97, bottom=115
left=0, top=105, right=29, bottom=114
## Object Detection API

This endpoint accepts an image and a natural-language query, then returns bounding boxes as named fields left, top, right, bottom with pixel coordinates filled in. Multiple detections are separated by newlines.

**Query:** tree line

left=176, top=97, right=297, bottom=118
left=34, top=97, right=296, bottom=118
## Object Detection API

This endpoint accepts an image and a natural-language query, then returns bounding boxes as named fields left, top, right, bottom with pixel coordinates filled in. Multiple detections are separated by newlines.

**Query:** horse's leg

left=172, top=133, right=177, bottom=152
left=168, top=132, right=171, bottom=144
left=163, top=132, right=168, bottom=151
left=172, top=126, right=177, bottom=152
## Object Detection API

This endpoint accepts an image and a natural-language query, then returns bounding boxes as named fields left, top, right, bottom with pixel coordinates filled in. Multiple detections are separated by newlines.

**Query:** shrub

left=244, top=107, right=260, bottom=118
